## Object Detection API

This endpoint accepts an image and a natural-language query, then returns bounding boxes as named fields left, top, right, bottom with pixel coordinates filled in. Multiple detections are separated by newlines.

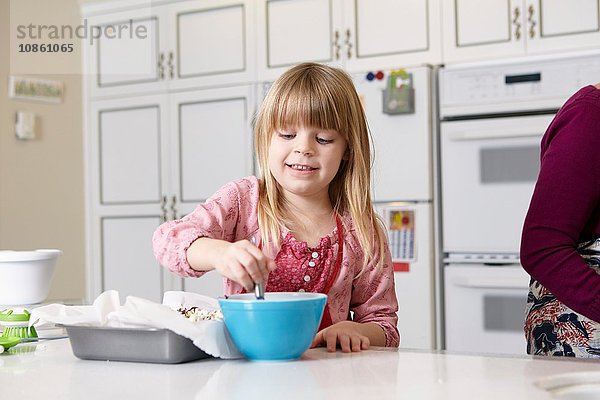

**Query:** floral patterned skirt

left=524, top=238, right=600, bottom=358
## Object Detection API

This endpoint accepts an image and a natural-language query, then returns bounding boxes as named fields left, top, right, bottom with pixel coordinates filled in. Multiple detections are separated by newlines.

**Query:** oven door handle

left=448, top=128, right=542, bottom=141
left=453, top=277, right=529, bottom=289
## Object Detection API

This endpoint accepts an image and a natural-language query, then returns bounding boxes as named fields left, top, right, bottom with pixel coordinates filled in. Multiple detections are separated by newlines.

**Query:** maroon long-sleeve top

left=520, top=85, right=600, bottom=323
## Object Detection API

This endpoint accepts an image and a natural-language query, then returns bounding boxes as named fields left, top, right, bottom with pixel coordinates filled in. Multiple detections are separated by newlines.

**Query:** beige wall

left=1, top=0, right=85, bottom=302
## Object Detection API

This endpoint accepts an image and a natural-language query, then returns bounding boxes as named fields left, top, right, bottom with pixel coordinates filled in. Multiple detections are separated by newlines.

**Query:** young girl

left=153, top=62, right=399, bottom=352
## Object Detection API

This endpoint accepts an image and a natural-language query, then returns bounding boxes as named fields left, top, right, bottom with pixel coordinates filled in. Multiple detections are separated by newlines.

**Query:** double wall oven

left=439, top=51, right=600, bottom=355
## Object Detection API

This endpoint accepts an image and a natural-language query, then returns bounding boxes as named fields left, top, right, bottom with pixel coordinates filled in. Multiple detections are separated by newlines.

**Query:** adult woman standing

left=521, top=83, right=600, bottom=358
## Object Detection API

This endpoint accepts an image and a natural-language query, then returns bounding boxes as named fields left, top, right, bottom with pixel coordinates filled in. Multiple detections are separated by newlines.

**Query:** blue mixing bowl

left=218, top=292, right=327, bottom=361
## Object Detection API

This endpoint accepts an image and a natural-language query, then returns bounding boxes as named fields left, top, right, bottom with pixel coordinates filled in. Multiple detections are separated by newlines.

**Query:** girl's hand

left=188, top=238, right=277, bottom=291
left=310, top=321, right=371, bottom=353
left=212, top=239, right=277, bottom=291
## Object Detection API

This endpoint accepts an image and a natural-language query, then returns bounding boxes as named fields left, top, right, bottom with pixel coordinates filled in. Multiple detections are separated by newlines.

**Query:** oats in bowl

left=177, top=306, right=223, bottom=322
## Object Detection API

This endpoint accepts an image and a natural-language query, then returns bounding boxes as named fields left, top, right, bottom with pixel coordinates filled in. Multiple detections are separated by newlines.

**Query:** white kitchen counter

left=0, top=339, right=598, bottom=399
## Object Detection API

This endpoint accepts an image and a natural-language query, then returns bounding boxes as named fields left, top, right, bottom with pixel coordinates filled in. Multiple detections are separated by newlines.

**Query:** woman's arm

left=520, top=92, right=600, bottom=322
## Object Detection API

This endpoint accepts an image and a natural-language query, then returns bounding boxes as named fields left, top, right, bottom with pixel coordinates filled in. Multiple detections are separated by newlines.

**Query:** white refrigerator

left=352, top=66, right=437, bottom=350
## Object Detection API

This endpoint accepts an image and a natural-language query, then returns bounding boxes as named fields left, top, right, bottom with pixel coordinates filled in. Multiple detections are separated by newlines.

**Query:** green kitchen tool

left=0, top=336, right=21, bottom=353
left=0, top=335, right=67, bottom=353
left=0, top=309, right=38, bottom=339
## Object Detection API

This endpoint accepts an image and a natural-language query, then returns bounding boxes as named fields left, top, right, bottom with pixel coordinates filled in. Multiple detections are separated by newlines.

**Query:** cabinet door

left=88, top=95, right=170, bottom=300
left=256, top=0, right=344, bottom=81
left=169, top=85, right=256, bottom=218
left=101, top=216, right=164, bottom=302
left=92, top=98, right=167, bottom=206
left=344, top=0, right=442, bottom=71
left=525, top=0, right=600, bottom=54
left=442, top=0, right=525, bottom=63
left=86, top=7, right=168, bottom=98
left=166, top=0, right=256, bottom=90
left=183, top=270, right=225, bottom=298
left=170, top=86, right=256, bottom=296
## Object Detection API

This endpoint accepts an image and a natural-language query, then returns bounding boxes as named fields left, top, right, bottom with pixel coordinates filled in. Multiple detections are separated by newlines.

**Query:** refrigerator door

left=377, top=202, right=435, bottom=350
left=352, top=67, right=433, bottom=202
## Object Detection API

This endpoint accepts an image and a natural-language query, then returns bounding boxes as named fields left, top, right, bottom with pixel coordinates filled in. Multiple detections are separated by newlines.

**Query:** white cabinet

left=87, top=86, right=256, bottom=301
left=86, top=9, right=165, bottom=96
left=170, top=85, right=256, bottom=297
left=344, top=0, right=441, bottom=71
left=85, top=0, right=256, bottom=98
left=88, top=95, right=170, bottom=302
left=442, top=0, right=523, bottom=62
left=442, top=0, right=600, bottom=63
left=256, top=0, right=441, bottom=81
left=101, top=216, right=166, bottom=302
left=168, top=86, right=255, bottom=218
left=525, top=0, right=600, bottom=54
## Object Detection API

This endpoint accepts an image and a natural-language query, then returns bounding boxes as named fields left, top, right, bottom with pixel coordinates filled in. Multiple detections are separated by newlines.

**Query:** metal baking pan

left=64, top=325, right=212, bottom=364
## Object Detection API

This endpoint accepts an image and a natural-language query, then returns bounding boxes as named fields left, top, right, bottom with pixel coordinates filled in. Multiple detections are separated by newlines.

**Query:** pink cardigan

left=153, top=176, right=400, bottom=347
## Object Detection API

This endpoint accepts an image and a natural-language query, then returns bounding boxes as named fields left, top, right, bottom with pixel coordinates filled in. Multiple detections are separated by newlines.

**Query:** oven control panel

left=439, top=51, right=600, bottom=118
left=444, top=253, right=521, bottom=264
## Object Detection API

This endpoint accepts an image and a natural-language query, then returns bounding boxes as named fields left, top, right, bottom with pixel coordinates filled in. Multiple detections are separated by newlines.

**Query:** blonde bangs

left=268, top=69, right=351, bottom=140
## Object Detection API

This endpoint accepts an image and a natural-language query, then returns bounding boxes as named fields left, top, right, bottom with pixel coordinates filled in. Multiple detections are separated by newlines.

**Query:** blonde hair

left=254, top=62, right=387, bottom=273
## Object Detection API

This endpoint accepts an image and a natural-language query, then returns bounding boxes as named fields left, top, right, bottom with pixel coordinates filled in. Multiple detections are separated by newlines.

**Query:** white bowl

left=0, top=249, right=62, bottom=305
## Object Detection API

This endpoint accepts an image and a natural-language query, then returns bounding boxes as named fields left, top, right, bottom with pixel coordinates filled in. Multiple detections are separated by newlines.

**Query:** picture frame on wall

left=8, top=76, right=64, bottom=104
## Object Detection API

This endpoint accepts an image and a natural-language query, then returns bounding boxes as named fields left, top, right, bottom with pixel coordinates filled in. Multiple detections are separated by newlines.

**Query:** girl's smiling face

left=268, top=125, right=347, bottom=201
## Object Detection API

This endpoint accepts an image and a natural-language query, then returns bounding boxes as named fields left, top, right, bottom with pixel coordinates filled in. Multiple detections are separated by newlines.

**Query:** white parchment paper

left=29, top=290, right=242, bottom=359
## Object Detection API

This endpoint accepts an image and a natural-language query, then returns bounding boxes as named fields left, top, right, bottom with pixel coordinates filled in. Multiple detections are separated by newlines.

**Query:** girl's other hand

left=212, top=239, right=277, bottom=291
left=310, top=321, right=371, bottom=353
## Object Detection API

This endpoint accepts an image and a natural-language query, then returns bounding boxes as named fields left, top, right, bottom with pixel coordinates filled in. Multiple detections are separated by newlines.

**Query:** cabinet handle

left=527, top=4, right=536, bottom=38
left=160, top=195, right=168, bottom=222
left=512, top=7, right=521, bottom=40
left=170, top=195, right=177, bottom=220
left=333, top=30, right=341, bottom=60
left=168, top=51, right=175, bottom=79
left=158, top=52, right=165, bottom=80
left=344, top=29, right=352, bottom=59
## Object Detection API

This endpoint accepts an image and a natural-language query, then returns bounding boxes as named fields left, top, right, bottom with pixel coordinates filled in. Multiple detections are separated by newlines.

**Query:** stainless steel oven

left=439, top=50, right=600, bottom=355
